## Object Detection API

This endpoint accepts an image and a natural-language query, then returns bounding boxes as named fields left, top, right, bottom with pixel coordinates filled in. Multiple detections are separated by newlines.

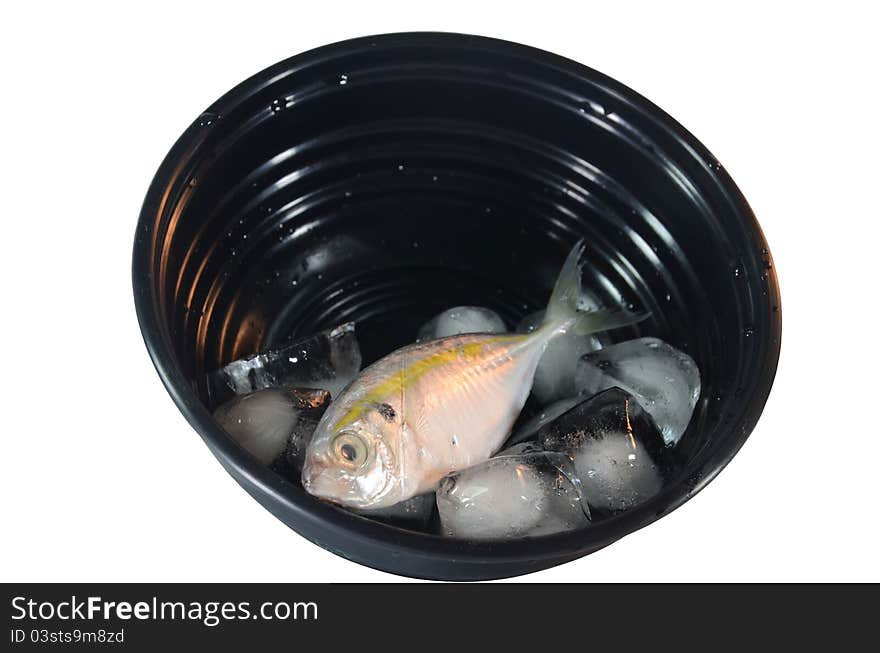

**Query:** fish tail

left=541, top=240, right=648, bottom=336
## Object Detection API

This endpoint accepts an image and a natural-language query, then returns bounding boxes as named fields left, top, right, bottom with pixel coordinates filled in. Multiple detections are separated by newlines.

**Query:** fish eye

left=333, top=432, right=369, bottom=469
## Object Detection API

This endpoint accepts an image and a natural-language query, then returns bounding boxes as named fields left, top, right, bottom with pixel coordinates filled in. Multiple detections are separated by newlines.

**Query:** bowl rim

left=132, top=31, right=782, bottom=575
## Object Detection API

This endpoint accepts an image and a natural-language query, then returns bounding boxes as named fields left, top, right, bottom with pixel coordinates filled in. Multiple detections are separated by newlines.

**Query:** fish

left=301, top=242, right=645, bottom=509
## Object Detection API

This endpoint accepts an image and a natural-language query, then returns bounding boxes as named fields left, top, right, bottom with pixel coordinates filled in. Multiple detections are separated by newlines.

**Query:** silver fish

left=301, top=242, right=643, bottom=509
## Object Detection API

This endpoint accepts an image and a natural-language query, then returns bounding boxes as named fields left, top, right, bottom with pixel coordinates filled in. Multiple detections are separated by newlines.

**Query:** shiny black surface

left=132, top=33, right=781, bottom=580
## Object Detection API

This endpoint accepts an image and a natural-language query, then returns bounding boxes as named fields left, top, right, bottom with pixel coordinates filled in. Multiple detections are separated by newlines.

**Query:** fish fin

left=542, top=241, right=649, bottom=336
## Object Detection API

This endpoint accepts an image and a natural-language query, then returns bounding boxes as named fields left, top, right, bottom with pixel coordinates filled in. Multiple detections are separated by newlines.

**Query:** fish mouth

left=301, top=459, right=363, bottom=508
left=301, top=458, right=331, bottom=497
left=302, top=458, right=397, bottom=510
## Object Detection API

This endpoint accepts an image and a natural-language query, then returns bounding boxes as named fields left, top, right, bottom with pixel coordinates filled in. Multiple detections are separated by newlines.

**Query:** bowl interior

left=134, top=33, right=780, bottom=577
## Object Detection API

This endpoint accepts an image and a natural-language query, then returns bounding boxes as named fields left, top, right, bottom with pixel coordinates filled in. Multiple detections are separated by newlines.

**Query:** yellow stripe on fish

left=333, top=334, right=527, bottom=430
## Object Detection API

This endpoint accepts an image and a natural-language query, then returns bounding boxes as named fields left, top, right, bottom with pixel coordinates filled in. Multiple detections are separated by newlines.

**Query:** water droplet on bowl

left=197, top=112, right=220, bottom=127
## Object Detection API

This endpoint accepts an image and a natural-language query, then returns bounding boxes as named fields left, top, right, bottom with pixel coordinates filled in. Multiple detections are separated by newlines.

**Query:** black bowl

left=132, top=33, right=781, bottom=580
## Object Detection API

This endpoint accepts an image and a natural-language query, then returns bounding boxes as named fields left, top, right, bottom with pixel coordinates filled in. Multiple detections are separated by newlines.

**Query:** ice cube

left=207, top=322, right=361, bottom=405
left=436, top=450, right=589, bottom=540
left=280, top=389, right=332, bottom=474
left=417, top=306, right=506, bottom=341
left=496, top=441, right=546, bottom=456
left=517, top=310, right=603, bottom=405
left=537, top=388, right=675, bottom=514
left=352, top=493, right=435, bottom=529
left=213, top=387, right=330, bottom=466
left=575, top=337, right=700, bottom=445
left=506, top=396, right=582, bottom=447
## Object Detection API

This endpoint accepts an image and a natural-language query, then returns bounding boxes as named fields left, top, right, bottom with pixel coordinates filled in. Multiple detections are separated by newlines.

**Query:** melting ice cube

left=280, top=390, right=332, bottom=474
left=506, top=396, right=583, bottom=447
left=575, top=337, right=700, bottom=445
left=417, top=306, right=506, bottom=342
left=436, top=450, right=589, bottom=540
left=517, top=310, right=603, bottom=405
left=496, top=441, right=546, bottom=456
left=213, top=387, right=330, bottom=466
left=207, top=322, right=361, bottom=405
left=537, top=388, right=675, bottom=514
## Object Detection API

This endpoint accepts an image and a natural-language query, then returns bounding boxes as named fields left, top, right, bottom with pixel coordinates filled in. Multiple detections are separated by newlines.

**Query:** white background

left=2, top=1, right=877, bottom=582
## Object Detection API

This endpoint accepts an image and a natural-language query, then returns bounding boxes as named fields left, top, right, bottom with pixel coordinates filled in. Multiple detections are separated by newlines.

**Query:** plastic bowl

left=132, top=33, right=781, bottom=580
